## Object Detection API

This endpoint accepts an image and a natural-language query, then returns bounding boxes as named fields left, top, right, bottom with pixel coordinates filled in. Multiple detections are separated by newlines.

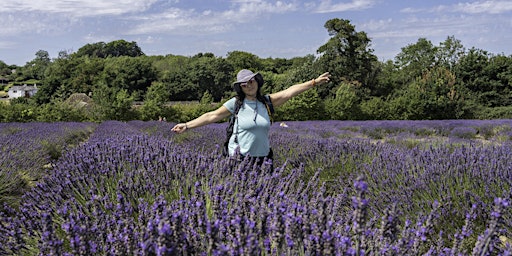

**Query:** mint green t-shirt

left=223, top=97, right=271, bottom=157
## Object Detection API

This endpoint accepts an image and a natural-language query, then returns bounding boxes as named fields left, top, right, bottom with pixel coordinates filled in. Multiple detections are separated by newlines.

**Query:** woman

left=171, top=69, right=331, bottom=164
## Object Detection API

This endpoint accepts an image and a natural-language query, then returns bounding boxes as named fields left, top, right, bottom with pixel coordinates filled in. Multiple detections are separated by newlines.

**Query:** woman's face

left=240, top=78, right=258, bottom=97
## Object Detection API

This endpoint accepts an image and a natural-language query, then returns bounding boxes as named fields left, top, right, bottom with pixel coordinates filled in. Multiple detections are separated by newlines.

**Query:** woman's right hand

left=171, top=123, right=187, bottom=134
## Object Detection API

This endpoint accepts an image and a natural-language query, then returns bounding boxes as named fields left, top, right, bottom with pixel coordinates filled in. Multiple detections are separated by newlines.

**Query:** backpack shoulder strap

left=263, top=94, right=274, bottom=114
left=225, top=98, right=242, bottom=148
left=263, top=94, right=274, bottom=124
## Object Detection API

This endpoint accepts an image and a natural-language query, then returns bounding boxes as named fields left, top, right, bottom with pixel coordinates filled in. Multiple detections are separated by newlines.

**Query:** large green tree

left=15, top=50, right=51, bottom=82
left=274, top=56, right=317, bottom=91
left=316, top=18, right=378, bottom=98
left=158, top=56, right=198, bottom=101
left=101, top=56, right=157, bottom=100
left=324, top=80, right=361, bottom=120
left=374, top=36, right=465, bottom=101
left=34, top=56, right=104, bottom=104
left=455, top=48, right=512, bottom=107
left=436, top=36, right=466, bottom=70
left=75, top=40, right=144, bottom=58
left=226, top=51, right=263, bottom=72
left=394, top=38, right=437, bottom=86
left=34, top=57, right=74, bottom=104
left=67, top=57, right=104, bottom=95
left=189, top=54, right=233, bottom=102
left=387, top=66, right=465, bottom=120
left=0, top=61, right=12, bottom=78
left=139, top=81, right=171, bottom=121
left=91, top=82, right=135, bottom=121
left=274, top=60, right=326, bottom=120
left=373, top=60, right=401, bottom=97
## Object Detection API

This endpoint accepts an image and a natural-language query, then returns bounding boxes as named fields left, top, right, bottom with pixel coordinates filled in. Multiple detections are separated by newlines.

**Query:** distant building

left=7, top=84, right=38, bottom=99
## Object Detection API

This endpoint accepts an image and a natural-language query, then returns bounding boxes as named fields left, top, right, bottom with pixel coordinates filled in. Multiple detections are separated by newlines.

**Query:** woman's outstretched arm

left=269, top=72, right=330, bottom=107
left=171, top=105, right=232, bottom=134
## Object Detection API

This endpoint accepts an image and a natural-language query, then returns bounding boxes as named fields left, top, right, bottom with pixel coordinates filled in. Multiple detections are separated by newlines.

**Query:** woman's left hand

left=313, top=72, right=331, bottom=86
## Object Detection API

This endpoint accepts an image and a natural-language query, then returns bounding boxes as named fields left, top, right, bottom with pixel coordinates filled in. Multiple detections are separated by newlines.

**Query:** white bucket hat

left=233, top=69, right=263, bottom=87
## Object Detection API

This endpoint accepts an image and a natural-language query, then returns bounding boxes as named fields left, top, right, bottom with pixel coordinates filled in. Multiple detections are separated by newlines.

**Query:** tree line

left=1, top=18, right=511, bottom=123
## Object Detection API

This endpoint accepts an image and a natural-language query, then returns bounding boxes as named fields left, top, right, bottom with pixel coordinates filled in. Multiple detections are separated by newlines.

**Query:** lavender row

left=0, top=122, right=97, bottom=209
left=273, top=119, right=512, bottom=141
left=0, top=122, right=97, bottom=172
left=1, top=120, right=511, bottom=255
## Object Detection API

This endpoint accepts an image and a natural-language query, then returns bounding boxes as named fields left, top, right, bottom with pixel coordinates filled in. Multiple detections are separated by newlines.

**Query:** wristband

left=311, top=79, right=316, bottom=86
left=185, top=123, right=188, bottom=129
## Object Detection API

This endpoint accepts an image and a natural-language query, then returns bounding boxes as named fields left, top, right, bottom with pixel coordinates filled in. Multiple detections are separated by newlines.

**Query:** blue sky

left=1, top=0, right=511, bottom=66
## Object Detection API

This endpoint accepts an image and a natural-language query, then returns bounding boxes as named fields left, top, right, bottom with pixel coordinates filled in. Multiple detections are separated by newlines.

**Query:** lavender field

left=0, top=120, right=511, bottom=255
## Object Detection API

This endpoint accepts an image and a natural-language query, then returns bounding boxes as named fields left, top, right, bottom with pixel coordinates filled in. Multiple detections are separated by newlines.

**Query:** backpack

left=222, top=95, right=274, bottom=156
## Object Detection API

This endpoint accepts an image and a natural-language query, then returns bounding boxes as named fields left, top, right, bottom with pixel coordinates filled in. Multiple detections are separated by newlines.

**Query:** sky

left=1, top=0, right=511, bottom=66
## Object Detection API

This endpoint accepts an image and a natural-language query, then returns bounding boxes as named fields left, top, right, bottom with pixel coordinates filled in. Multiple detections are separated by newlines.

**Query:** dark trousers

left=238, top=148, right=274, bottom=172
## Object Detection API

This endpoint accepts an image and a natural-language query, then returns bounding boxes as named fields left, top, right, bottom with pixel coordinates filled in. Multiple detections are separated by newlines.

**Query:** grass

left=0, top=170, right=31, bottom=209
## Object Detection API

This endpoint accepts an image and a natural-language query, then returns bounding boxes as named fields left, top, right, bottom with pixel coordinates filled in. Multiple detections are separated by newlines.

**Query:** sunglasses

left=240, top=78, right=256, bottom=88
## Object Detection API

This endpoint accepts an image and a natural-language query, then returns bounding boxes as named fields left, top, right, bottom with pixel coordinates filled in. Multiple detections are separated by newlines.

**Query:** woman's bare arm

left=171, top=105, right=232, bottom=134
left=269, top=72, right=330, bottom=107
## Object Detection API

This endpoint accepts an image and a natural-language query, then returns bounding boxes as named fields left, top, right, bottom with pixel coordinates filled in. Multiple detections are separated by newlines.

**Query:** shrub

left=449, top=126, right=477, bottom=139
left=171, top=102, right=219, bottom=123
left=474, top=106, right=512, bottom=119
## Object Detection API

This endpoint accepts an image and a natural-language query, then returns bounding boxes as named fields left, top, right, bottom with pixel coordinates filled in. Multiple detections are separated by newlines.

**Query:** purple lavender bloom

left=494, top=197, right=509, bottom=207
left=1, top=120, right=512, bottom=255
left=354, top=179, right=368, bottom=193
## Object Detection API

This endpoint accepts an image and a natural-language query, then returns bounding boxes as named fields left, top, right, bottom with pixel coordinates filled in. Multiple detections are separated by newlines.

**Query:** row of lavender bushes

left=0, top=120, right=511, bottom=255
left=0, top=122, right=97, bottom=210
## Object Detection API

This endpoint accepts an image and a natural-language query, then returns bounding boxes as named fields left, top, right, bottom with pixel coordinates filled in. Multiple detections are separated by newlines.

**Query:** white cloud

left=380, top=1, right=511, bottom=43
left=126, top=8, right=229, bottom=35
left=0, top=12, right=75, bottom=36
left=126, top=1, right=297, bottom=35
left=315, top=0, right=376, bottom=13
left=366, top=1, right=512, bottom=60
left=401, top=1, right=512, bottom=15
left=1, top=0, right=299, bottom=38
left=359, top=18, right=393, bottom=31
left=137, top=36, right=159, bottom=44
left=83, top=33, right=120, bottom=44
left=454, top=0, right=512, bottom=14
left=368, top=14, right=494, bottom=40
left=400, top=7, right=421, bottom=14
left=0, top=0, right=159, bottom=37
left=0, top=0, right=157, bottom=17
left=0, top=41, right=16, bottom=50
left=234, top=0, right=297, bottom=14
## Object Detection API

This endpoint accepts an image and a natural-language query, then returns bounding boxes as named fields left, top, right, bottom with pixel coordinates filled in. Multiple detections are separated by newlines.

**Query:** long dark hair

left=233, top=74, right=267, bottom=106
